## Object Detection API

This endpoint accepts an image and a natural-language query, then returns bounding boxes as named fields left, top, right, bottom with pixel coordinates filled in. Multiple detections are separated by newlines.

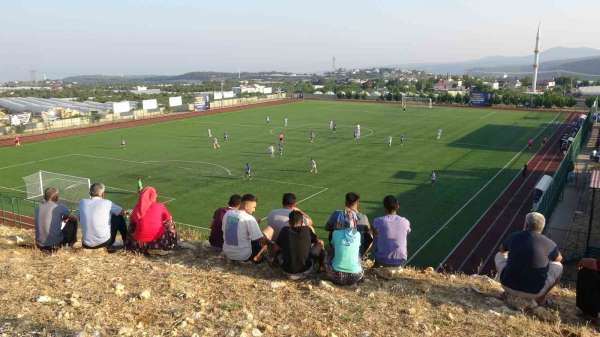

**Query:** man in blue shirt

left=494, top=212, right=563, bottom=305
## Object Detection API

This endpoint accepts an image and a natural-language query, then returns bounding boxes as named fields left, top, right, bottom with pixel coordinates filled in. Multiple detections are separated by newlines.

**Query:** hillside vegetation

left=0, top=225, right=597, bottom=337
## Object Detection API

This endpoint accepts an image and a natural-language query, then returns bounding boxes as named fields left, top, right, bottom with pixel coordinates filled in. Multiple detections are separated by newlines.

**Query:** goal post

left=23, top=171, right=91, bottom=204
left=401, top=96, right=433, bottom=109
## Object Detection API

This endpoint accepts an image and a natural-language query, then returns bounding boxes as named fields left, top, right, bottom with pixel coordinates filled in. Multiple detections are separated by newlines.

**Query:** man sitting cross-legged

left=271, top=210, right=324, bottom=279
left=35, top=187, right=78, bottom=251
left=494, top=212, right=563, bottom=306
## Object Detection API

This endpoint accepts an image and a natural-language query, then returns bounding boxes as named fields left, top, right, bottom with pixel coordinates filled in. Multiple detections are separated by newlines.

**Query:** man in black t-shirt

left=494, top=212, right=563, bottom=305
left=273, top=210, right=324, bottom=278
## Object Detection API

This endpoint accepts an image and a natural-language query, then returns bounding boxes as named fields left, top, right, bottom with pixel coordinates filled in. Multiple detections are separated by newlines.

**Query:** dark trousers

left=83, top=215, right=128, bottom=249
left=37, top=218, right=78, bottom=251
left=577, top=268, right=600, bottom=317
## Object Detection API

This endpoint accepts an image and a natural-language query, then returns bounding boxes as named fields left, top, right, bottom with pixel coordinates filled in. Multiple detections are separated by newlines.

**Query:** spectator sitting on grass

left=34, top=187, right=78, bottom=251
left=79, top=183, right=127, bottom=249
left=126, top=186, right=178, bottom=254
left=209, top=194, right=242, bottom=251
left=325, top=198, right=364, bottom=286
left=222, top=194, right=265, bottom=263
left=325, top=192, right=373, bottom=258
left=372, top=195, right=411, bottom=268
left=271, top=210, right=324, bottom=279
left=494, top=212, right=563, bottom=306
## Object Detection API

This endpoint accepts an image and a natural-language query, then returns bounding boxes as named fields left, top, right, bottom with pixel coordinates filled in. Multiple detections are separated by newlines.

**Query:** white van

left=532, top=175, right=553, bottom=211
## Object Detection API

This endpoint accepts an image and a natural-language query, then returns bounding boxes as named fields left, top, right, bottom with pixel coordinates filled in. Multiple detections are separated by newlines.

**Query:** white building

left=130, top=86, right=161, bottom=95
left=232, top=84, right=273, bottom=95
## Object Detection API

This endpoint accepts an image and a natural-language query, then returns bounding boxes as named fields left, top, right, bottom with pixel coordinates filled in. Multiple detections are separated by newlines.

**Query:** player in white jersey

left=208, top=128, right=212, bottom=138
left=310, top=158, right=318, bottom=174
left=266, top=116, right=271, bottom=124
left=431, top=171, right=437, bottom=185
left=354, top=124, right=361, bottom=142
left=309, top=130, right=316, bottom=143
left=284, top=117, right=288, bottom=127
left=387, top=136, right=393, bottom=147
left=224, top=131, right=229, bottom=142
left=436, top=128, right=443, bottom=140
left=212, top=137, right=220, bottom=150
left=268, top=145, right=275, bottom=158
left=329, top=120, right=334, bottom=130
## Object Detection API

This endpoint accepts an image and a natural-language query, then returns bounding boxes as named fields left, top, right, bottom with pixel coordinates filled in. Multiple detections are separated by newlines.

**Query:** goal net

left=23, top=171, right=91, bottom=205
left=401, top=96, right=433, bottom=109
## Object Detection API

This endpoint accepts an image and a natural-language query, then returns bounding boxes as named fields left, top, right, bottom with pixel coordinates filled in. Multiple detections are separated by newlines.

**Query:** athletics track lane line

left=441, top=112, right=577, bottom=274
left=405, top=112, right=562, bottom=266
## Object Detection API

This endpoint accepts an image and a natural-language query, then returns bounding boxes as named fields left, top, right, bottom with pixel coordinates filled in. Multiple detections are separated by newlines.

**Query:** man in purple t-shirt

left=372, top=195, right=411, bottom=267
left=208, top=194, right=241, bottom=250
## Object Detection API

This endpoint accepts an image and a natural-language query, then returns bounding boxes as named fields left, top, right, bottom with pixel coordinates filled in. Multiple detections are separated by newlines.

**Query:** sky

left=0, top=0, right=599, bottom=81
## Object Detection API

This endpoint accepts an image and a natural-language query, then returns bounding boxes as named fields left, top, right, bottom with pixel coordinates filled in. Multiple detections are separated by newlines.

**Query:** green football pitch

left=0, top=100, right=563, bottom=267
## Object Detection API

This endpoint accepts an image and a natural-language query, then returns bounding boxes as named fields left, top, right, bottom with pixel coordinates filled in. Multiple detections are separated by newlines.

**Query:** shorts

left=494, top=252, right=563, bottom=298
left=325, top=262, right=363, bottom=286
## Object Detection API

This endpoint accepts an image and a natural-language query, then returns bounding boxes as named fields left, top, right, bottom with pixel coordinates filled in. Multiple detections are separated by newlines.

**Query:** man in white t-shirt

left=79, top=183, right=126, bottom=249
left=263, top=193, right=314, bottom=242
left=222, top=194, right=264, bottom=262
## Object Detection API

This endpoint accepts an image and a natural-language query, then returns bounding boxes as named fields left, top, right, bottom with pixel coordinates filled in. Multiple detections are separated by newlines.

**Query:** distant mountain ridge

left=396, top=47, right=600, bottom=77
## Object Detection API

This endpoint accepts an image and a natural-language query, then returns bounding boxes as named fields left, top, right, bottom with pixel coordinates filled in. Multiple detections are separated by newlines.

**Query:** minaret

left=532, top=23, right=541, bottom=93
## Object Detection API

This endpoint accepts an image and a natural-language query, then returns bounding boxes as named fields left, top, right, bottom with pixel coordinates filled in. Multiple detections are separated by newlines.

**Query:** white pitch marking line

left=104, top=185, right=176, bottom=204
left=406, top=111, right=562, bottom=265
left=0, top=185, right=27, bottom=193
left=70, top=154, right=233, bottom=177
left=0, top=154, right=76, bottom=170
left=251, top=177, right=326, bottom=189
left=259, top=187, right=329, bottom=222
left=479, top=111, right=497, bottom=119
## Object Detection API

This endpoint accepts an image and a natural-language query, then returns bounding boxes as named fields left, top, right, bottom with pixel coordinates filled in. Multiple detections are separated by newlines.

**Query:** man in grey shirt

left=35, top=187, right=78, bottom=250
left=79, top=182, right=126, bottom=249
left=263, top=193, right=314, bottom=242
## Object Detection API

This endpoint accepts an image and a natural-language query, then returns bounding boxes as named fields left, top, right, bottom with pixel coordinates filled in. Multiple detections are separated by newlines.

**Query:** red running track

left=439, top=112, right=578, bottom=275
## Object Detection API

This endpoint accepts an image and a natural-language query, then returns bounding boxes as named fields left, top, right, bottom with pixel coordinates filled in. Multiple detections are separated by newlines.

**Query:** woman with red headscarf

left=127, top=186, right=178, bottom=253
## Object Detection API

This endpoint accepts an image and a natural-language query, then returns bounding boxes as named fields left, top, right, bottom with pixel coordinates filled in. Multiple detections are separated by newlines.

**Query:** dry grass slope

left=0, top=225, right=597, bottom=337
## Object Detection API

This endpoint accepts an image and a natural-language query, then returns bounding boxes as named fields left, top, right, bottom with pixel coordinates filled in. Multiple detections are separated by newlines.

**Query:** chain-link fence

left=537, top=105, right=594, bottom=223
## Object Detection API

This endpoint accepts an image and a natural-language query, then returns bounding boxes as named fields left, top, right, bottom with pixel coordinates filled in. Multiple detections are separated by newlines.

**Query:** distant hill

left=397, top=47, right=600, bottom=76
left=468, top=56, right=600, bottom=79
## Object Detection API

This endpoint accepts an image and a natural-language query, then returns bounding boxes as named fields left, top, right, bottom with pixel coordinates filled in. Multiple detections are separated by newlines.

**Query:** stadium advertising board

left=168, top=96, right=183, bottom=107
left=142, top=99, right=158, bottom=111
left=470, top=92, right=492, bottom=106
left=112, top=101, right=131, bottom=114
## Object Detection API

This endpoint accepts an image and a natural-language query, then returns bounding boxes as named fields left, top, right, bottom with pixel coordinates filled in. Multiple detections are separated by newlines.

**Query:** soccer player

left=266, top=116, right=271, bottom=124
left=309, top=130, right=316, bottom=143
left=120, top=137, right=126, bottom=149
left=528, top=138, right=533, bottom=150
left=310, top=158, right=318, bottom=174
left=137, top=177, right=144, bottom=192
left=14, top=135, right=21, bottom=147
left=208, top=128, right=213, bottom=138
left=329, top=120, right=334, bottom=130
left=278, top=132, right=285, bottom=144
left=431, top=171, right=437, bottom=185
left=354, top=124, right=361, bottom=142
left=284, top=117, right=288, bottom=127
left=332, top=121, right=337, bottom=133
left=387, top=136, right=393, bottom=147
left=267, top=144, right=275, bottom=158
left=400, top=133, right=405, bottom=145
left=224, top=131, right=229, bottom=142
left=244, top=163, right=252, bottom=180
left=213, top=137, right=220, bottom=150
left=277, top=142, right=284, bottom=156
left=436, top=128, right=443, bottom=140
